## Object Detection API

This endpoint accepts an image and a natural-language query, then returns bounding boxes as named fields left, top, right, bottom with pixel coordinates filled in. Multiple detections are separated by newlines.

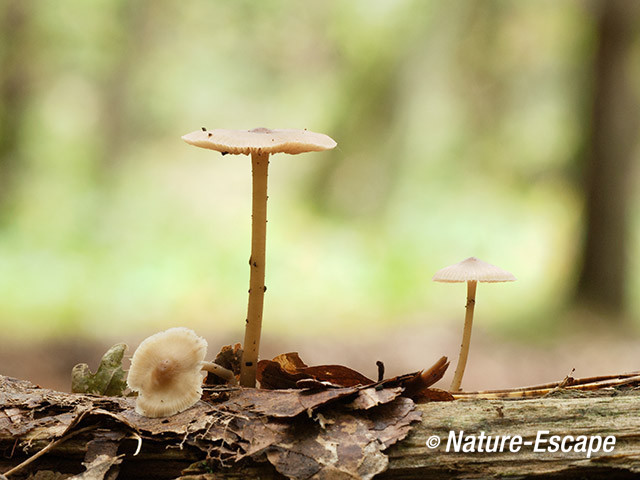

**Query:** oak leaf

left=71, top=344, right=128, bottom=396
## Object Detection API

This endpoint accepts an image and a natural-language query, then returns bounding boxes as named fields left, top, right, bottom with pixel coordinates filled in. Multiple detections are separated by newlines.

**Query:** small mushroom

left=182, top=128, right=337, bottom=387
left=127, top=327, right=235, bottom=417
left=127, top=327, right=207, bottom=417
left=433, top=257, right=516, bottom=392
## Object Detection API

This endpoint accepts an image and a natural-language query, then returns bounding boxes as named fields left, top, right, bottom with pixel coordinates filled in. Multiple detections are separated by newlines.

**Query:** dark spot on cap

left=249, top=127, right=272, bottom=134
left=221, top=151, right=229, bottom=156
left=201, top=127, right=207, bottom=131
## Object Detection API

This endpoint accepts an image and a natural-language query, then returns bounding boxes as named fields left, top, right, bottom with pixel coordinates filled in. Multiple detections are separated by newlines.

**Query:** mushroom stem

left=239, top=151, right=270, bottom=387
left=202, top=361, right=238, bottom=385
left=450, top=280, right=477, bottom=392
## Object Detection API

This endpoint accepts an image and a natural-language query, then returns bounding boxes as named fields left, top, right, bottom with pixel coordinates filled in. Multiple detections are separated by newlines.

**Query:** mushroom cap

left=432, top=257, right=516, bottom=283
left=127, top=327, right=207, bottom=418
left=182, top=127, right=337, bottom=155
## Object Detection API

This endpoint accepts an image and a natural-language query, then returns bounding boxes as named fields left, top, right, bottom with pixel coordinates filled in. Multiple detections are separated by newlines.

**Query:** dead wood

left=1, top=376, right=640, bottom=479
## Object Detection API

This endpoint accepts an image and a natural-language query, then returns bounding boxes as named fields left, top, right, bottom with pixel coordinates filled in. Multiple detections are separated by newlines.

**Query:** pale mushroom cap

left=182, top=127, right=337, bottom=155
left=127, top=327, right=207, bottom=418
left=432, top=257, right=516, bottom=283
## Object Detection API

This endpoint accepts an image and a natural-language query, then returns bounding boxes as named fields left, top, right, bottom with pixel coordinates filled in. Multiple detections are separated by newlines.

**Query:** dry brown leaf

left=221, top=387, right=360, bottom=418
left=363, top=397, right=421, bottom=448
left=205, top=343, right=243, bottom=385
left=213, top=343, right=243, bottom=373
left=2, top=375, right=423, bottom=480
left=70, top=454, right=123, bottom=480
left=258, top=353, right=450, bottom=401
left=402, top=356, right=450, bottom=394
left=257, top=359, right=309, bottom=389
left=374, top=356, right=451, bottom=402
left=272, top=352, right=308, bottom=372
left=411, top=388, right=455, bottom=403
left=346, top=387, right=404, bottom=410
left=231, top=416, right=291, bottom=459
left=84, top=430, right=124, bottom=479
left=266, top=410, right=389, bottom=480
left=264, top=397, right=421, bottom=480
left=257, top=353, right=373, bottom=390
left=295, top=378, right=342, bottom=389
left=301, top=365, right=374, bottom=387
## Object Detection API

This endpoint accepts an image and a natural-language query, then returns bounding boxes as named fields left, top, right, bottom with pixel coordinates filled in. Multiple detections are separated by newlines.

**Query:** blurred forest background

left=1, top=0, right=639, bottom=391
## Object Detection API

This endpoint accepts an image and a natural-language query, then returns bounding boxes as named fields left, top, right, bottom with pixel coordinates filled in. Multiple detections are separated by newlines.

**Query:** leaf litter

left=1, top=347, right=452, bottom=480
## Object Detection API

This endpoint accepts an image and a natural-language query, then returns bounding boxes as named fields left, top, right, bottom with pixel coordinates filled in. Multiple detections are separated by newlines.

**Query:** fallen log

left=1, top=376, right=640, bottom=479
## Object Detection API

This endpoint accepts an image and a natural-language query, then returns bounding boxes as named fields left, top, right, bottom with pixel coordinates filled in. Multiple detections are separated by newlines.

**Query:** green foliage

left=71, top=343, right=128, bottom=396
left=0, top=1, right=638, bottom=340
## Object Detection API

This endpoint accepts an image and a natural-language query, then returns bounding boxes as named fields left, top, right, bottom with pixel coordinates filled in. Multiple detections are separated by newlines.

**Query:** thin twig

left=453, top=372, right=640, bottom=396
left=543, top=368, right=575, bottom=398
left=3, top=425, right=97, bottom=477
left=452, top=374, right=640, bottom=400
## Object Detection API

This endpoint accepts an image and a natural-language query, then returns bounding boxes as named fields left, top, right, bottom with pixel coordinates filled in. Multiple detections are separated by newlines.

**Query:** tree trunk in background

left=575, top=0, right=640, bottom=318
left=96, top=0, right=151, bottom=179
left=0, top=0, right=31, bottom=222
left=308, top=2, right=431, bottom=218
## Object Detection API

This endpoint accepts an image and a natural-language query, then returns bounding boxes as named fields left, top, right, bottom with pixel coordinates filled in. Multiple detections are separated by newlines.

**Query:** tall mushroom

left=433, top=257, right=516, bottom=392
left=182, top=128, right=337, bottom=387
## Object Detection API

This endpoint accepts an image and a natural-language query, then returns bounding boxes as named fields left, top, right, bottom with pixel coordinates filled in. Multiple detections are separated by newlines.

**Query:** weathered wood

left=2, top=376, right=640, bottom=479
left=383, top=391, right=640, bottom=479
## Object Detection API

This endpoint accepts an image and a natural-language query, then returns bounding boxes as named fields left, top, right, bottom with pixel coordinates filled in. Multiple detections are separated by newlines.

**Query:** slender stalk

left=239, top=151, right=269, bottom=387
left=202, top=361, right=237, bottom=385
left=450, top=280, right=477, bottom=392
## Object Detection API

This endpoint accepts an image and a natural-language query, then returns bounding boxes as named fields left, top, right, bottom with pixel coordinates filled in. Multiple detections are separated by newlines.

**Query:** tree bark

left=575, top=0, right=640, bottom=317
left=2, top=377, right=640, bottom=479
left=381, top=391, right=640, bottom=479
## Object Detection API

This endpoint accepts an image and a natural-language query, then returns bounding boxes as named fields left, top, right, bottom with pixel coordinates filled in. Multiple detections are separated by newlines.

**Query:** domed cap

left=182, top=127, right=337, bottom=156
left=432, top=257, right=516, bottom=283
left=127, top=327, right=207, bottom=418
